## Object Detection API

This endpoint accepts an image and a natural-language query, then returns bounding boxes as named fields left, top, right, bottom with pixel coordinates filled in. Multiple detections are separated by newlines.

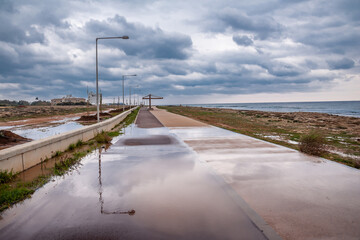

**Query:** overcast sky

left=1, top=0, right=359, bottom=104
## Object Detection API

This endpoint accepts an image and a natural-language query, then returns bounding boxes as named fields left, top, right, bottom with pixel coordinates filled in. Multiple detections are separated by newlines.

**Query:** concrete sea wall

left=0, top=108, right=135, bottom=173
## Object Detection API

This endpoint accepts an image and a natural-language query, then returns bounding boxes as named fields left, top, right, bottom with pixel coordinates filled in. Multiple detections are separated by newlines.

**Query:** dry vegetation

left=0, top=105, right=101, bottom=122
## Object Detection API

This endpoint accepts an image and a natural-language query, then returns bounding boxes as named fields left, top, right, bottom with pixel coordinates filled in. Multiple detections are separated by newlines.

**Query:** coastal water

left=185, top=101, right=360, bottom=118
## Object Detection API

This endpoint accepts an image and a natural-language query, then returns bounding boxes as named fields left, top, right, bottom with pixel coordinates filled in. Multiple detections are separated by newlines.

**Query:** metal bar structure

left=142, top=94, right=163, bottom=109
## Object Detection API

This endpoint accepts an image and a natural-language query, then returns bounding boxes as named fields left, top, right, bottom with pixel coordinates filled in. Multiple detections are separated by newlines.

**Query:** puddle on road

left=0, top=124, right=266, bottom=240
left=116, top=135, right=178, bottom=146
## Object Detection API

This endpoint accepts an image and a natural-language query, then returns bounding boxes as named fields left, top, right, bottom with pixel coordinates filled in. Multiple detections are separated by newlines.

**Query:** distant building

left=51, top=95, right=86, bottom=106
left=88, top=91, right=97, bottom=105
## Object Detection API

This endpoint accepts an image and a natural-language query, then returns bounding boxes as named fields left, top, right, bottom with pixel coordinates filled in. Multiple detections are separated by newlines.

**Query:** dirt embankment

left=0, top=130, right=31, bottom=150
left=76, top=112, right=112, bottom=121
left=76, top=107, right=132, bottom=122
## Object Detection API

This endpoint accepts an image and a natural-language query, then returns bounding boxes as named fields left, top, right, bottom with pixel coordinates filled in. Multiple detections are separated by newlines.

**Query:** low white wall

left=0, top=108, right=136, bottom=173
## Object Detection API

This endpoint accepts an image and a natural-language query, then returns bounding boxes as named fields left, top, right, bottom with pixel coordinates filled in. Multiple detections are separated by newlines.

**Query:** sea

left=184, top=101, right=360, bottom=118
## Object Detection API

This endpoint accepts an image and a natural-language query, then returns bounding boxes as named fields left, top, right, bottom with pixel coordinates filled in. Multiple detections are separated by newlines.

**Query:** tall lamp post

left=122, top=74, right=136, bottom=111
left=96, top=36, right=129, bottom=123
left=134, top=85, right=140, bottom=106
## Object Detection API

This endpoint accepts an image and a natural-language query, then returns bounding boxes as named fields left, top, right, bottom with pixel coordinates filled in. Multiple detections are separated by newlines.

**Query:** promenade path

left=151, top=106, right=360, bottom=240
left=0, top=107, right=271, bottom=239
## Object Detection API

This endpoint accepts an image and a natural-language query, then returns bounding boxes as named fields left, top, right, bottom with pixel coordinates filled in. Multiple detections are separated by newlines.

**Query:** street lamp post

left=96, top=36, right=129, bottom=123
left=122, top=74, right=136, bottom=112
left=133, top=85, right=140, bottom=106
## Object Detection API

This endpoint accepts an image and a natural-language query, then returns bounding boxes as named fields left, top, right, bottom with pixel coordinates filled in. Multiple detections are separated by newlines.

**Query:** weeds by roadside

left=0, top=170, right=15, bottom=184
left=299, top=131, right=326, bottom=156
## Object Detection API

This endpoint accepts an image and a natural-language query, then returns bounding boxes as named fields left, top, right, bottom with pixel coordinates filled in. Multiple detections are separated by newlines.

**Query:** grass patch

left=0, top=174, right=51, bottom=212
left=107, top=131, right=121, bottom=137
left=0, top=185, right=34, bottom=211
left=123, top=107, right=140, bottom=126
left=67, top=143, right=76, bottom=151
left=0, top=170, right=15, bottom=184
left=53, top=151, right=87, bottom=176
left=76, top=139, right=83, bottom=147
left=52, top=150, right=62, bottom=157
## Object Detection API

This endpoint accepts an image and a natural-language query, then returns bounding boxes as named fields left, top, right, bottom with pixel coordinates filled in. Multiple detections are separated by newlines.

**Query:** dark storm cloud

left=232, top=35, right=253, bottom=46
left=0, top=3, right=193, bottom=100
left=204, top=7, right=283, bottom=39
left=327, top=58, right=355, bottom=70
left=294, top=27, right=360, bottom=54
left=0, top=13, right=44, bottom=44
left=84, top=15, right=192, bottom=60
left=0, top=0, right=72, bottom=45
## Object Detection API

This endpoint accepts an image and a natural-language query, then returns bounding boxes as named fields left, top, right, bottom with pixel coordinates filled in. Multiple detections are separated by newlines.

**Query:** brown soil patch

left=0, top=105, right=119, bottom=124
left=109, top=107, right=131, bottom=113
left=0, top=130, right=31, bottom=150
left=76, top=112, right=112, bottom=122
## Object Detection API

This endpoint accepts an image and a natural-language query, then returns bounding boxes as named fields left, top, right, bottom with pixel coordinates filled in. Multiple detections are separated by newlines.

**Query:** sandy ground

left=151, top=107, right=360, bottom=240
left=150, top=107, right=208, bottom=127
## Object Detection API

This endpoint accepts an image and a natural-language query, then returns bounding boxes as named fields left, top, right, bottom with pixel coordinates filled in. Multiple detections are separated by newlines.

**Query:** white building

left=51, top=95, right=86, bottom=105
left=88, top=91, right=97, bottom=105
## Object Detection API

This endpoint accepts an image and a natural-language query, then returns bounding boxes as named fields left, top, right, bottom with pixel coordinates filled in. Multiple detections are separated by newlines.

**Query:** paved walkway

left=0, top=108, right=271, bottom=240
left=135, top=107, right=164, bottom=128
left=151, top=107, right=360, bottom=240
left=150, top=107, right=207, bottom=127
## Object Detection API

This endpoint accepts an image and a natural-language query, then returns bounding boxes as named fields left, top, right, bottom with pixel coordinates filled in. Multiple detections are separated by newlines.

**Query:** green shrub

left=299, top=131, right=326, bottom=156
left=0, top=170, right=14, bottom=184
left=67, top=143, right=76, bottom=151
left=52, top=151, right=62, bottom=157
left=107, top=131, right=120, bottom=137
left=76, top=139, right=83, bottom=147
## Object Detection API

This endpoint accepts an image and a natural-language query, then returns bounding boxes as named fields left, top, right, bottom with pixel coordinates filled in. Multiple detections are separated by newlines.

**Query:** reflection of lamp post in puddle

left=98, top=147, right=135, bottom=215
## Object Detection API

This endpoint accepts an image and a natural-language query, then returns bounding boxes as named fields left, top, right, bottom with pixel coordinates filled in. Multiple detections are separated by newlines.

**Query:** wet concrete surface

left=0, top=124, right=268, bottom=239
left=170, top=126, right=360, bottom=240
left=150, top=107, right=360, bottom=239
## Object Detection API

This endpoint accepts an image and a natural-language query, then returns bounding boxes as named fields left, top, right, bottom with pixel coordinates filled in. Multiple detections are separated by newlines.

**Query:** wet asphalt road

left=0, top=108, right=269, bottom=239
left=135, top=107, right=164, bottom=128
